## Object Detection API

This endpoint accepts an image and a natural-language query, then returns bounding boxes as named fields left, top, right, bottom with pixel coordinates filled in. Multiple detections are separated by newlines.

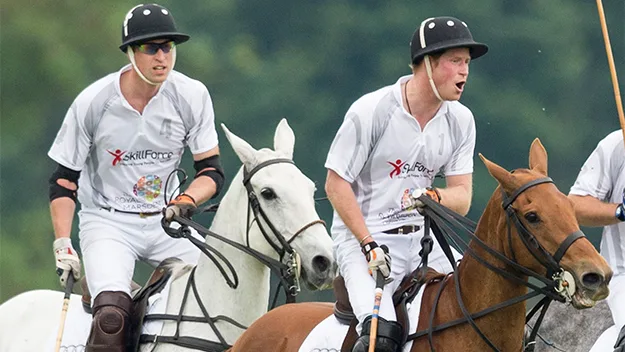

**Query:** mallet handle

left=368, top=274, right=385, bottom=352
left=54, top=274, right=75, bottom=352
left=596, top=0, right=625, bottom=144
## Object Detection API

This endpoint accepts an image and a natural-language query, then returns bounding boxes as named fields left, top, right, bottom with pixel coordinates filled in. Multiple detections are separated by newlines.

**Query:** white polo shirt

left=48, top=64, right=218, bottom=212
left=325, top=75, right=476, bottom=241
left=570, top=129, right=625, bottom=276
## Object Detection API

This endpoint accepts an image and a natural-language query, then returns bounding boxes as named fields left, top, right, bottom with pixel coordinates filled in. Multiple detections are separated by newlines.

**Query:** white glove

left=53, top=237, right=81, bottom=288
left=163, top=193, right=197, bottom=223
left=361, top=241, right=391, bottom=282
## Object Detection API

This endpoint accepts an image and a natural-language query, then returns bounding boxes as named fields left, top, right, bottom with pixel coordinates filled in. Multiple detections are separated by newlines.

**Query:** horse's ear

left=273, top=118, right=295, bottom=159
left=479, top=153, right=515, bottom=190
left=529, top=138, right=548, bottom=176
left=221, top=123, right=257, bottom=167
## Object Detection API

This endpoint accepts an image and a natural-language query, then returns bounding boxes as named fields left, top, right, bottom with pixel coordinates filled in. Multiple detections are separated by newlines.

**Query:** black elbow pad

left=194, top=155, right=225, bottom=198
left=49, top=164, right=80, bottom=202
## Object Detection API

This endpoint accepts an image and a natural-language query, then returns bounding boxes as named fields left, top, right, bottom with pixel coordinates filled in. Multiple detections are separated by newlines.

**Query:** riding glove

left=53, top=237, right=81, bottom=288
left=361, top=241, right=392, bottom=282
left=164, top=193, right=197, bottom=222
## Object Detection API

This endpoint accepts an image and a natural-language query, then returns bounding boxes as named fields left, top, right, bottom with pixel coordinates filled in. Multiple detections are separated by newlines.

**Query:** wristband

left=361, top=240, right=379, bottom=255
left=359, top=234, right=372, bottom=245
left=426, top=187, right=442, bottom=203
left=616, top=204, right=625, bottom=222
left=175, top=193, right=196, bottom=204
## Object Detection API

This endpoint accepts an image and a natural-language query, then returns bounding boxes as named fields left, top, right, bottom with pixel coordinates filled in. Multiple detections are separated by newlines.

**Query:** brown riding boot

left=85, top=291, right=133, bottom=352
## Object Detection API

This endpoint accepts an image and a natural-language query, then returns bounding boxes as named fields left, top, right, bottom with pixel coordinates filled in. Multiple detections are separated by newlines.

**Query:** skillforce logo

left=107, top=149, right=174, bottom=166
left=387, top=158, right=435, bottom=179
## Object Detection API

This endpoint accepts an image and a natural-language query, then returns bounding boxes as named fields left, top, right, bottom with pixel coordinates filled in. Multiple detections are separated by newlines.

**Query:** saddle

left=334, top=268, right=446, bottom=352
left=80, top=258, right=180, bottom=352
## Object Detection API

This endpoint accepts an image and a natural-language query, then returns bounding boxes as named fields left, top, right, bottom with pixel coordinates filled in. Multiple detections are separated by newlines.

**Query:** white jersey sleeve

left=570, top=130, right=624, bottom=200
left=181, top=79, right=218, bottom=154
left=442, top=103, right=476, bottom=176
left=48, top=76, right=116, bottom=170
left=49, top=102, right=91, bottom=170
left=325, top=100, right=374, bottom=183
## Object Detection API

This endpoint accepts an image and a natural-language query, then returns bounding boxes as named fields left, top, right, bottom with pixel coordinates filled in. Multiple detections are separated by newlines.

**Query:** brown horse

left=229, top=139, right=613, bottom=352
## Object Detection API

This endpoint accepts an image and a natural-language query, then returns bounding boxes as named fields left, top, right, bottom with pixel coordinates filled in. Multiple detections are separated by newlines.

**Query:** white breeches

left=334, top=230, right=461, bottom=333
left=78, top=208, right=201, bottom=301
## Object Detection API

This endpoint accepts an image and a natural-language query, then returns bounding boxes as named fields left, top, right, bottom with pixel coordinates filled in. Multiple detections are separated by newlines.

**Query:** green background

left=1, top=0, right=623, bottom=304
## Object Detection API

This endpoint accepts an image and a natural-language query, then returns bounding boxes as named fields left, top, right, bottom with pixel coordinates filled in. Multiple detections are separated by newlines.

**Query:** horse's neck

left=162, top=171, right=272, bottom=345
left=452, top=199, right=528, bottom=348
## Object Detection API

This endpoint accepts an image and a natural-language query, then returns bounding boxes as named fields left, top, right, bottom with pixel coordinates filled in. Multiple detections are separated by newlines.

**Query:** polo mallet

left=368, top=272, right=386, bottom=352
left=595, top=0, right=625, bottom=143
left=54, top=273, right=75, bottom=352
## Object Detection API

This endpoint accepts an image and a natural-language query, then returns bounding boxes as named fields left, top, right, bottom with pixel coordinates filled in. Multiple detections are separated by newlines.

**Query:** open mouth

left=455, top=81, right=466, bottom=91
left=153, top=65, right=167, bottom=73
left=571, top=291, right=597, bottom=309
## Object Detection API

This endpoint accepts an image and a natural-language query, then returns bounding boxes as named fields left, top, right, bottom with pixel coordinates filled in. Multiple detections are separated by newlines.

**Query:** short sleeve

left=48, top=100, right=92, bottom=171
left=569, top=132, right=623, bottom=201
left=325, top=110, right=373, bottom=183
left=186, top=85, right=218, bottom=154
left=443, top=110, right=476, bottom=176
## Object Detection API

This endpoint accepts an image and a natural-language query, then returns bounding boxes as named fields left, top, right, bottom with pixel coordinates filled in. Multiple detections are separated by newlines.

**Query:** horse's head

left=479, top=138, right=612, bottom=309
left=221, top=119, right=337, bottom=290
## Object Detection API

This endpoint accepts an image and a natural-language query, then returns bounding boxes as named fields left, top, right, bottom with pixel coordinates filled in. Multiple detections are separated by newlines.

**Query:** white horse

left=0, top=118, right=337, bottom=351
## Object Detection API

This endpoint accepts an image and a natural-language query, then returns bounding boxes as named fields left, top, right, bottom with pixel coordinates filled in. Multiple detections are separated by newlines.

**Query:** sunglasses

left=134, top=41, right=175, bottom=55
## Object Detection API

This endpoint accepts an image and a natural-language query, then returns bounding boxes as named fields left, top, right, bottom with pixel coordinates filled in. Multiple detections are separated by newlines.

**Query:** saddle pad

left=45, top=280, right=172, bottom=352
left=298, top=289, right=424, bottom=352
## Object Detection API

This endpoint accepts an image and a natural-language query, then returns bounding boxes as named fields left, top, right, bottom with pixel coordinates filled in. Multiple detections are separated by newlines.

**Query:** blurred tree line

left=1, top=0, right=623, bottom=304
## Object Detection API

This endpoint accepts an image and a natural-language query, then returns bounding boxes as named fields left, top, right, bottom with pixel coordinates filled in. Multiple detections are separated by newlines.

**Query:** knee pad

left=352, top=316, right=404, bottom=352
left=86, top=291, right=132, bottom=352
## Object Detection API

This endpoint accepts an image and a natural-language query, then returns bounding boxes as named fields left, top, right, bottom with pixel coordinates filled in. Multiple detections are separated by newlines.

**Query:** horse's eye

left=260, top=188, right=277, bottom=200
left=524, top=212, right=540, bottom=224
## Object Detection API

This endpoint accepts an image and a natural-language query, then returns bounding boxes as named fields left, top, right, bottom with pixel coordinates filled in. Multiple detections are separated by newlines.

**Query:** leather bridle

left=410, top=177, right=586, bottom=352
left=502, top=177, right=585, bottom=283
left=242, top=158, right=326, bottom=301
left=151, top=159, right=327, bottom=350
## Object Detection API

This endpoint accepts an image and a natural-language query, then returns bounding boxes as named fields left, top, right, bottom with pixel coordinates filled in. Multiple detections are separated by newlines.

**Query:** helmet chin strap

left=424, top=55, right=443, bottom=102
left=126, top=46, right=177, bottom=86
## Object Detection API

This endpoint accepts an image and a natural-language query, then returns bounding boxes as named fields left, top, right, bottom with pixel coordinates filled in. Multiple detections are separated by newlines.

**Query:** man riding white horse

left=48, top=4, right=223, bottom=351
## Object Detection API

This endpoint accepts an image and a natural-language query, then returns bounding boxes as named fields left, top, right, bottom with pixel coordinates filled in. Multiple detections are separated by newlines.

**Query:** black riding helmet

left=410, top=16, right=488, bottom=64
left=119, top=4, right=189, bottom=52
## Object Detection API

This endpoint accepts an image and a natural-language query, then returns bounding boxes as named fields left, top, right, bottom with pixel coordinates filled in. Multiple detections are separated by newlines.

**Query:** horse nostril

left=581, top=272, right=603, bottom=289
left=312, top=255, right=330, bottom=273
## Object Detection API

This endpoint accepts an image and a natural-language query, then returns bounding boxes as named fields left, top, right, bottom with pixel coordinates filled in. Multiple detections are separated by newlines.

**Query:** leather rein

left=148, top=159, right=326, bottom=351
left=409, top=177, right=585, bottom=352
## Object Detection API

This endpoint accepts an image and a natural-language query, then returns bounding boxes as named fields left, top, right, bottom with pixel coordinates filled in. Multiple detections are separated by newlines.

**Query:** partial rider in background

left=569, top=130, right=625, bottom=352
